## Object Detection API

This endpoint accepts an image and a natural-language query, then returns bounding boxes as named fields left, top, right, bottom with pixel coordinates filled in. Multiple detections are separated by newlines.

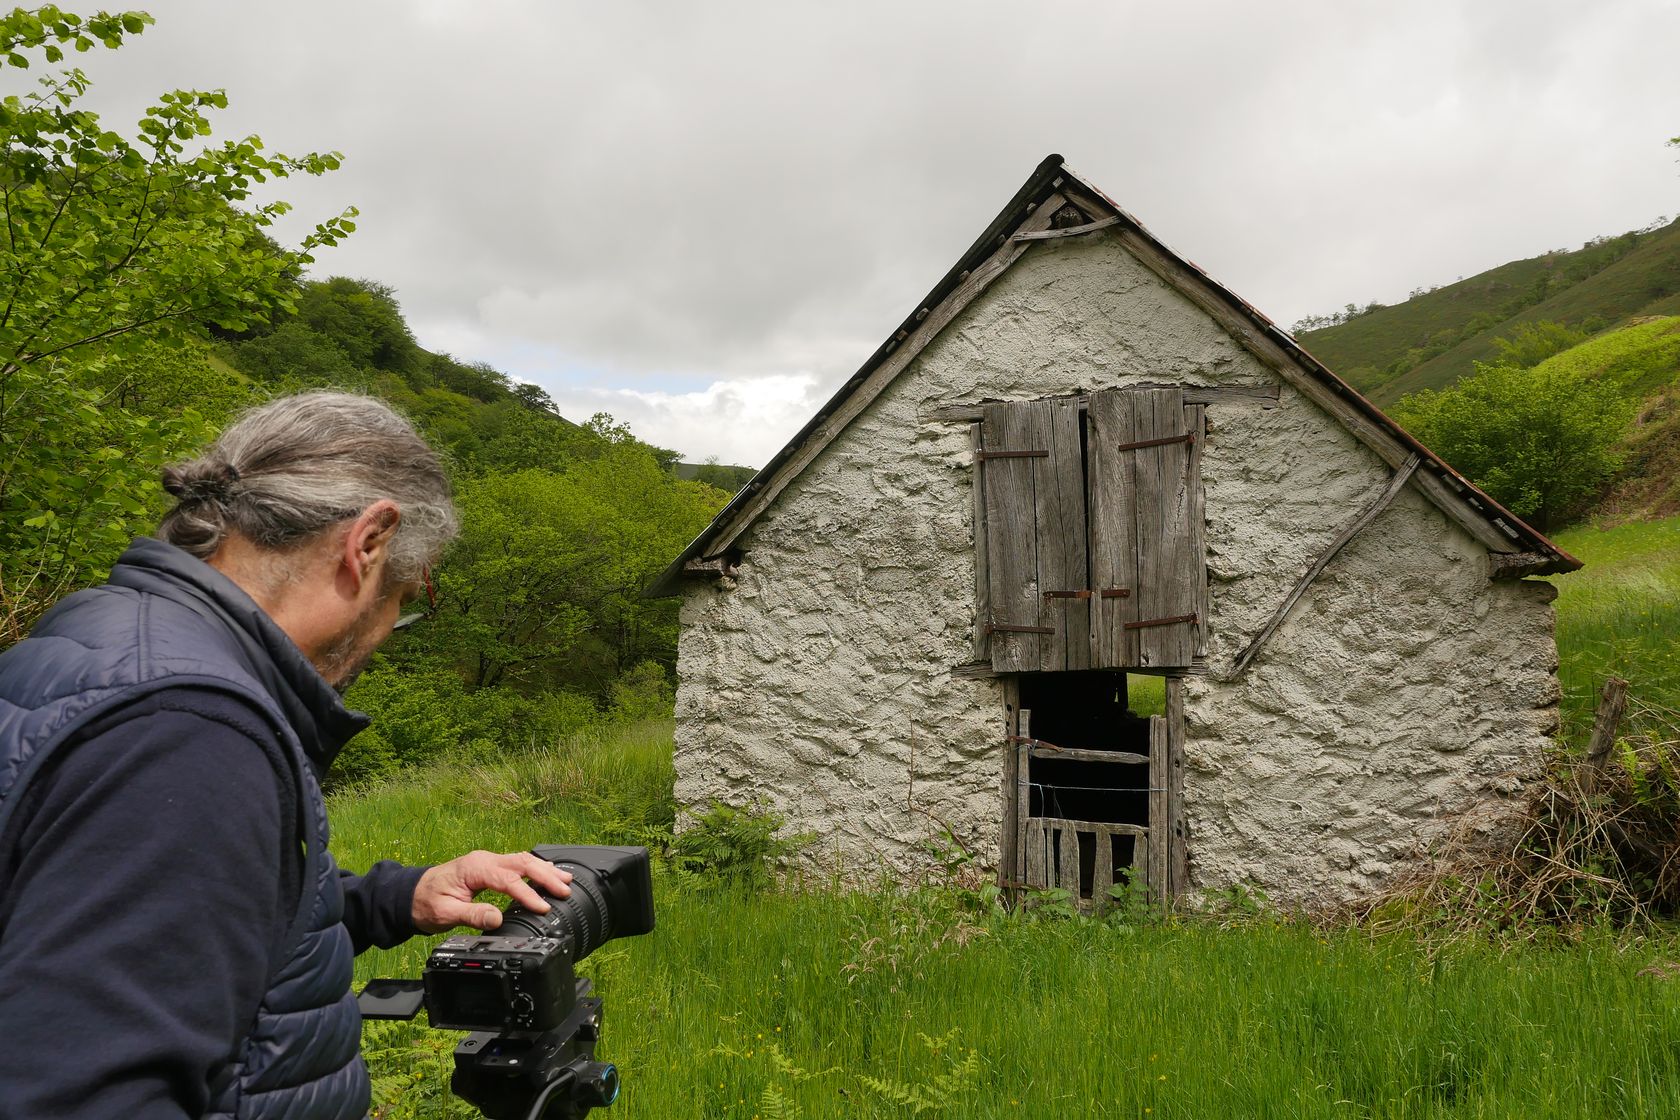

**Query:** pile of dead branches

left=1355, top=681, right=1680, bottom=940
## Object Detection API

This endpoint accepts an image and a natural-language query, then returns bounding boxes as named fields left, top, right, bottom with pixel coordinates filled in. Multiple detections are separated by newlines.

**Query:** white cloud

left=66, top=0, right=1680, bottom=461
left=547, top=373, right=827, bottom=467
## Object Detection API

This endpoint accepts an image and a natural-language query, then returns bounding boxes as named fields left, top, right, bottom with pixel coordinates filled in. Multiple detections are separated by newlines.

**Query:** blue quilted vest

left=0, top=538, right=371, bottom=1119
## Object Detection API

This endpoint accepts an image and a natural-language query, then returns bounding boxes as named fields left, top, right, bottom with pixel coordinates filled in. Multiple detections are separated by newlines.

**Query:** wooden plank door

left=980, top=399, right=1090, bottom=673
left=1086, top=391, right=1141, bottom=666
left=1086, top=387, right=1206, bottom=670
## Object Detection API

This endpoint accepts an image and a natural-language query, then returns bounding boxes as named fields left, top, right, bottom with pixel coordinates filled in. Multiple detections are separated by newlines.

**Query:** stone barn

left=648, top=154, right=1578, bottom=907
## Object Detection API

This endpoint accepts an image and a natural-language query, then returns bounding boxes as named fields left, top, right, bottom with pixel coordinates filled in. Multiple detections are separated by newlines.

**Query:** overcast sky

left=48, top=0, right=1680, bottom=465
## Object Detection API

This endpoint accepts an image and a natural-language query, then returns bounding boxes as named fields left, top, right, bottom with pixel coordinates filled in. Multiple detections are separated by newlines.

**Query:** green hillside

left=1535, top=316, right=1680, bottom=399
left=1567, top=318, right=1680, bottom=522
left=674, top=460, right=757, bottom=492
left=1390, top=314, right=1680, bottom=530
left=1298, top=217, right=1680, bottom=405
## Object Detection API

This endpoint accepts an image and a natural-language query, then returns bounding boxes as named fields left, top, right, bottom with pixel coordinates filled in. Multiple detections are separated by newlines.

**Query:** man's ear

left=341, top=499, right=402, bottom=593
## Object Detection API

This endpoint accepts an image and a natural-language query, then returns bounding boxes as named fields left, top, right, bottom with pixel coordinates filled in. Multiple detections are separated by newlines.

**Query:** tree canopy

left=0, top=7, right=354, bottom=374
left=0, top=5, right=350, bottom=634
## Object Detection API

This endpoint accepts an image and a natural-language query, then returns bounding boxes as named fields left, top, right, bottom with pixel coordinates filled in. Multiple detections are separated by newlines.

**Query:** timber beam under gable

left=920, top=384, right=1280, bottom=424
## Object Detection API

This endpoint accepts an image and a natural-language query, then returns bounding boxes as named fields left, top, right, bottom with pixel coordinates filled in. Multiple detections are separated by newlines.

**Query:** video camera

left=359, top=845, right=655, bottom=1120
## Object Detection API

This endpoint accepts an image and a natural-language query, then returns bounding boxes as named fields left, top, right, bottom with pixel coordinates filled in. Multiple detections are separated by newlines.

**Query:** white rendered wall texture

left=673, top=232, right=1558, bottom=906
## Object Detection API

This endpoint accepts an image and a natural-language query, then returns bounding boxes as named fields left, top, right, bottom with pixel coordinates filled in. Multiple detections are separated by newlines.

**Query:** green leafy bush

left=336, top=663, right=469, bottom=785
left=419, top=459, right=717, bottom=695
left=609, top=659, right=674, bottom=723
left=0, top=349, right=229, bottom=640
left=229, top=322, right=365, bottom=390
left=1489, top=320, right=1589, bottom=369
left=1394, top=360, right=1635, bottom=529
left=334, top=658, right=603, bottom=787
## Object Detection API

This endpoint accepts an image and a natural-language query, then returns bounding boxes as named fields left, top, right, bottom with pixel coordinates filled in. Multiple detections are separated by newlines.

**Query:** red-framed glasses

left=392, top=566, right=438, bottom=631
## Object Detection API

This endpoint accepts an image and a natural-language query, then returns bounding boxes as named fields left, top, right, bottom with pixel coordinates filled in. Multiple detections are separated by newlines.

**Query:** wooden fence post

left=1580, top=677, right=1630, bottom=796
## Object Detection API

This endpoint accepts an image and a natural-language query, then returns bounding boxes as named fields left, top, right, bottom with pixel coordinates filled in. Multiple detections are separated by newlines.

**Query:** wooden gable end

left=652, top=157, right=1578, bottom=603
left=976, top=388, right=1208, bottom=673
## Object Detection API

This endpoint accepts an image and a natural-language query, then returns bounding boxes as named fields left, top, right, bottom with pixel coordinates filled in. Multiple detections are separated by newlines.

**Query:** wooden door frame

left=1000, top=674, right=1187, bottom=902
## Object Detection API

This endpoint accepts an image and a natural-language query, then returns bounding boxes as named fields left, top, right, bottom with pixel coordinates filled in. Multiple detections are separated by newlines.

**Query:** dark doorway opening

left=1018, top=670, right=1151, bottom=827
left=1012, top=670, right=1159, bottom=902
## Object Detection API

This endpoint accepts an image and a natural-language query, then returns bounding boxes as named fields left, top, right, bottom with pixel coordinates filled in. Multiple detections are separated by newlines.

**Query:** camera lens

left=576, top=1062, right=619, bottom=1108
left=499, top=860, right=613, bottom=962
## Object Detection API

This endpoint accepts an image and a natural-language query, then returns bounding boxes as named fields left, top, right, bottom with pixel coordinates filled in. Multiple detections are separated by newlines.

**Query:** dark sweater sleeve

left=0, top=692, right=287, bottom=1120
left=339, top=860, right=429, bottom=953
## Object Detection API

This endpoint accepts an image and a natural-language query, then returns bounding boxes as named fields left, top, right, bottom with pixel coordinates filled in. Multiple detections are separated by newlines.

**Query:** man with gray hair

left=0, top=391, right=572, bottom=1119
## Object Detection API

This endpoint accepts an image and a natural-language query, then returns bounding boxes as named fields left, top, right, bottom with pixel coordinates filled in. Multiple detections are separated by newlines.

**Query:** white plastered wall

left=673, top=231, right=1558, bottom=907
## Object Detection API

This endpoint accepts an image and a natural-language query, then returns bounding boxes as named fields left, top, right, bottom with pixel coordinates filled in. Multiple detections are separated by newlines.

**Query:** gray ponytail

left=159, top=391, right=459, bottom=581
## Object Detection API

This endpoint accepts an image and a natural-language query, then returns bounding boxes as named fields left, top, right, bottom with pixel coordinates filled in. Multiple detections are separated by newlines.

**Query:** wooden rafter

left=1012, top=215, right=1121, bottom=241
left=1227, top=454, right=1422, bottom=679
left=920, top=384, right=1279, bottom=423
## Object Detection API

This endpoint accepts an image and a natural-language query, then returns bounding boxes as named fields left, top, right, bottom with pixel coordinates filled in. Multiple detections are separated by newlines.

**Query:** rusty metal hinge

left=1044, top=588, right=1130, bottom=601
left=1115, top=433, right=1194, bottom=453
left=976, top=449, right=1049, bottom=460
left=1123, top=613, right=1198, bottom=631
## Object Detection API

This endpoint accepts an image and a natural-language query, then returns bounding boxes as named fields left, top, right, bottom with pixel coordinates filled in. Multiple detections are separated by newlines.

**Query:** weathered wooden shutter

left=980, top=397, right=1089, bottom=673
left=1087, top=387, right=1206, bottom=668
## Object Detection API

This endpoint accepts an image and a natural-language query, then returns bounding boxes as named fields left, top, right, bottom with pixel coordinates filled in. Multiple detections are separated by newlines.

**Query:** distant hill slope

left=1297, top=217, right=1680, bottom=405
left=1404, top=314, right=1680, bottom=526
left=673, top=461, right=756, bottom=493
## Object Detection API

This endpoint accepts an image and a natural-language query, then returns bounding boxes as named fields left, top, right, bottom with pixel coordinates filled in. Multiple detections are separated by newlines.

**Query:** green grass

left=338, top=719, right=1680, bottom=1118
left=1549, top=515, right=1680, bottom=736
left=1129, top=672, right=1165, bottom=717
left=335, top=522, right=1680, bottom=1118
left=331, top=720, right=677, bottom=874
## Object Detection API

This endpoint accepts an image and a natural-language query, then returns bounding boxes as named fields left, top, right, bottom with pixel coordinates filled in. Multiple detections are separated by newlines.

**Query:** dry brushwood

left=1352, top=691, right=1680, bottom=941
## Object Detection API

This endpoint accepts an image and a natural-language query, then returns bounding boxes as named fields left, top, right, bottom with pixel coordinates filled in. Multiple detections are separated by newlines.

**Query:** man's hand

left=412, top=850, right=574, bottom=933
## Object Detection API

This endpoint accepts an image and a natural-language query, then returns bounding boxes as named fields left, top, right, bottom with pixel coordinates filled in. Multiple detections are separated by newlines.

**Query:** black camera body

left=360, top=844, right=655, bottom=1120
left=424, top=932, right=576, bottom=1033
